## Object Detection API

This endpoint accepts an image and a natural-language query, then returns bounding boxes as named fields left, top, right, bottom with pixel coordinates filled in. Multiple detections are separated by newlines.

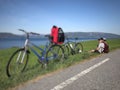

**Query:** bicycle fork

left=16, top=38, right=28, bottom=63
left=16, top=50, right=26, bottom=64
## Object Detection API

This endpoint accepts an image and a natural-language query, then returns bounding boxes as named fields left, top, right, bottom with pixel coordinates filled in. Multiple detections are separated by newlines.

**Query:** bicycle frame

left=17, top=29, right=50, bottom=64
left=25, top=38, right=49, bottom=62
left=65, top=38, right=75, bottom=50
left=29, top=41, right=48, bottom=61
left=66, top=38, right=81, bottom=49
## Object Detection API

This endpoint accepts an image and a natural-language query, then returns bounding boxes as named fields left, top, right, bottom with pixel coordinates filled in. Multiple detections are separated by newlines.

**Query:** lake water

left=0, top=38, right=95, bottom=50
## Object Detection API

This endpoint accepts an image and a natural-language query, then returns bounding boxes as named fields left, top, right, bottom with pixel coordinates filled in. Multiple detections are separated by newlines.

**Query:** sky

left=0, top=0, right=120, bottom=35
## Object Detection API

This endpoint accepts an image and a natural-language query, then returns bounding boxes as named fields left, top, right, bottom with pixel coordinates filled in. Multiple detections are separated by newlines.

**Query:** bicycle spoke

left=46, top=45, right=64, bottom=64
left=75, top=43, right=83, bottom=54
left=6, top=49, right=28, bottom=77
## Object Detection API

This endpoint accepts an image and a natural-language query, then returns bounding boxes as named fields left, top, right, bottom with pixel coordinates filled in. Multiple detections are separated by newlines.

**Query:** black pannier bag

left=58, top=28, right=65, bottom=44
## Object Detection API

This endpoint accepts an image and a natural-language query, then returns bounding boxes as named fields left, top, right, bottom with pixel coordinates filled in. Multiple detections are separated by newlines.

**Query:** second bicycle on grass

left=62, top=37, right=83, bottom=57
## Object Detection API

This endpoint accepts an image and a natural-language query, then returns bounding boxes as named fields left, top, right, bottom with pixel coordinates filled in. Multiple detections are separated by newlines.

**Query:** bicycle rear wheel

left=62, top=44, right=69, bottom=58
left=45, top=44, right=64, bottom=64
left=74, top=43, right=83, bottom=54
left=6, top=48, right=29, bottom=77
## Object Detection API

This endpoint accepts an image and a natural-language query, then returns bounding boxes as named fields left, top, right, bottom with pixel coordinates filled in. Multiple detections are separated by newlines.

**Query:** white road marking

left=51, top=58, right=110, bottom=90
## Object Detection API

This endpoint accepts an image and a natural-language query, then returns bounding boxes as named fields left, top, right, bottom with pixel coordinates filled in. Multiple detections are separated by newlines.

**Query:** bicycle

left=6, top=29, right=64, bottom=77
left=62, top=37, right=83, bottom=57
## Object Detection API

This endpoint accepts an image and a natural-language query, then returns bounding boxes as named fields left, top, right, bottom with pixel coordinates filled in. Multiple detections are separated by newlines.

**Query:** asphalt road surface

left=16, top=49, right=120, bottom=90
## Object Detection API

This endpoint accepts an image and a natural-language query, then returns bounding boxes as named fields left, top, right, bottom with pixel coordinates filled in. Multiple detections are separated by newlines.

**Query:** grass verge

left=0, top=39, right=120, bottom=90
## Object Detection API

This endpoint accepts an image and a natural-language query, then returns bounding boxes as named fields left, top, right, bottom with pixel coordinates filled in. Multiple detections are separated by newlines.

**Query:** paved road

left=16, top=49, right=120, bottom=90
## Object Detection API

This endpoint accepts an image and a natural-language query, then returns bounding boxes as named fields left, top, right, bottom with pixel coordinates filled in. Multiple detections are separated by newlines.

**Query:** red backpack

left=51, top=26, right=65, bottom=44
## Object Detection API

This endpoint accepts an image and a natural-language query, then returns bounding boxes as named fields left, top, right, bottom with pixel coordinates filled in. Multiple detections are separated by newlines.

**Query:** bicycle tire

left=62, top=44, right=69, bottom=58
left=6, top=48, right=29, bottom=77
left=45, top=44, right=64, bottom=64
left=74, top=42, right=83, bottom=54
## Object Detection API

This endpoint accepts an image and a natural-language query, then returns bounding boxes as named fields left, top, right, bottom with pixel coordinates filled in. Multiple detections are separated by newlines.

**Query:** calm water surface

left=0, top=38, right=95, bottom=50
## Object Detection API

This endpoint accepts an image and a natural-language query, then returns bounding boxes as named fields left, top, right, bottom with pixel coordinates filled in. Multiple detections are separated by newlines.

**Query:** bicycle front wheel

left=46, top=44, right=64, bottom=64
left=6, top=48, right=29, bottom=77
left=74, top=43, right=83, bottom=54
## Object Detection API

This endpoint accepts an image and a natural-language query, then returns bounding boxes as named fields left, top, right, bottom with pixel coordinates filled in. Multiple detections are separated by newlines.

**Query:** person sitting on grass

left=103, top=38, right=109, bottom=53
left=90, top=38, right=105, bottom=53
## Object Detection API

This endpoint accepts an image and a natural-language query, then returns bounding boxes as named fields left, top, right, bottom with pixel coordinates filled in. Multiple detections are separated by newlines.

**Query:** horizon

left=0, top=0, right=120, bottom=35
left=0, top=31, right=120, bottom=36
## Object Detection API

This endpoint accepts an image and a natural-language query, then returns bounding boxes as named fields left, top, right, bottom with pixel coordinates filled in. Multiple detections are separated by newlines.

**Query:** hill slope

left=65, top=32, right=120, bottom=39
left=0, top=32, right=120, bottom=39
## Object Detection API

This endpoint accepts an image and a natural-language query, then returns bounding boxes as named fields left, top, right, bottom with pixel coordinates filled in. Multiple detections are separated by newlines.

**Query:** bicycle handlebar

left=30, top=32, right=40, bottom=35
left=18, top=29, right=40, bottom=35
left=19, top=29, right=27, bottom=33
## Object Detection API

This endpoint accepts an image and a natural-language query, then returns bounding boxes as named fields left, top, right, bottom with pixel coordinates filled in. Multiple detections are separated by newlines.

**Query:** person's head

left=103, top=38, right=107, bottom=42
left=98, top=38, right=104, bottom=43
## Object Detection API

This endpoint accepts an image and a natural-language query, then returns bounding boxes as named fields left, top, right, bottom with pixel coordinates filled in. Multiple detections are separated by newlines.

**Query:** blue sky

left=0, top=0, right=120, bottom=35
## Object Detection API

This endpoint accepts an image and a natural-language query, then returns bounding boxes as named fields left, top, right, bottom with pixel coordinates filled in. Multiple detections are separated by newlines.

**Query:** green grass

left=0, top=39, right=120, bottom=90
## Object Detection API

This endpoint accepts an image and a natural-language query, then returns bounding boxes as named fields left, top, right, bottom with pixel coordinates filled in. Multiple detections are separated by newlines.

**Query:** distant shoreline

left=0, top=38, right=96, bottom=50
